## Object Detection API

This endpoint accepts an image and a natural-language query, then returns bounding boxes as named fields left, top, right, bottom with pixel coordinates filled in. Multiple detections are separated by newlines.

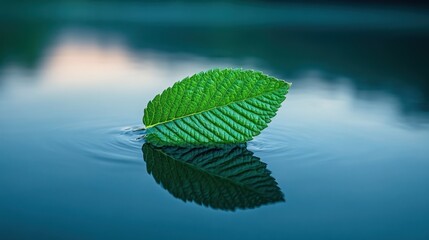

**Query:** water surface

left=1, top=2, right=429, bottom=240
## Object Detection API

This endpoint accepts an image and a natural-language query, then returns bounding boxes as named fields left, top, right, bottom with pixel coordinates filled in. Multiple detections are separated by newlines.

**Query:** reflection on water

left=143, top=143, right=284, bottom=211
left=1, top=22, right=429, bottom=122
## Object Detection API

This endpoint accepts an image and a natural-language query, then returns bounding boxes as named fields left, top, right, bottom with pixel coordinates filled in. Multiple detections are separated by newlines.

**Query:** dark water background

left=1, top=1, right=429, bottom=239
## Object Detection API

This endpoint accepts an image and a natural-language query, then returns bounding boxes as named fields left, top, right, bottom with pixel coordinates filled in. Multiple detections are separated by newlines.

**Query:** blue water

left=1, top=2, right=429, bottom=240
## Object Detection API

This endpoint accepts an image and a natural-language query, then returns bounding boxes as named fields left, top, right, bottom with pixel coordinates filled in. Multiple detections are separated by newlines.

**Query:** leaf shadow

left=142, top=143, right=285, bottom=211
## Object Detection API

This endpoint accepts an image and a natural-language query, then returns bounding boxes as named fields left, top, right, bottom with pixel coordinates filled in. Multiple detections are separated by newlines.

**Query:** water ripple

left=47, top=121, right=146, bottom=165
left=46, top=120, right=334, bottom=166
left=248, top=124, right=331, bottom=163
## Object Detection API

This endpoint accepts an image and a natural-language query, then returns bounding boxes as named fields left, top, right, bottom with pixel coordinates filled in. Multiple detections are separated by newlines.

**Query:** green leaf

left=142, top=143, right=285, bottom=211
left=143, top=68, right=291, bottom=146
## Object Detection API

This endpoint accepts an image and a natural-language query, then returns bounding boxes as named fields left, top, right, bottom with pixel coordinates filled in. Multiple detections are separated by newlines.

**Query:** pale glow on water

left=40, top=38, right=180, bottom=92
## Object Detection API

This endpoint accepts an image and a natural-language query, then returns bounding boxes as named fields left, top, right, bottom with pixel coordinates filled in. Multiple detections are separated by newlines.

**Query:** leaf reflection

left=142, top=143, right=284, bottom=211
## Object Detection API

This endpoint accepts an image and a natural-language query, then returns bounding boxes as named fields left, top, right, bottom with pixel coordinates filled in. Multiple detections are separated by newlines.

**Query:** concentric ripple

left=44, top=118, right=332, bottom=166
left=45, top=120, right=146, bottom=165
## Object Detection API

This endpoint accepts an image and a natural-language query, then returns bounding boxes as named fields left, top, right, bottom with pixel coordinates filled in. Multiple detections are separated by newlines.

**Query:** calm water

left=1, top=2, right=429, bottom=240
